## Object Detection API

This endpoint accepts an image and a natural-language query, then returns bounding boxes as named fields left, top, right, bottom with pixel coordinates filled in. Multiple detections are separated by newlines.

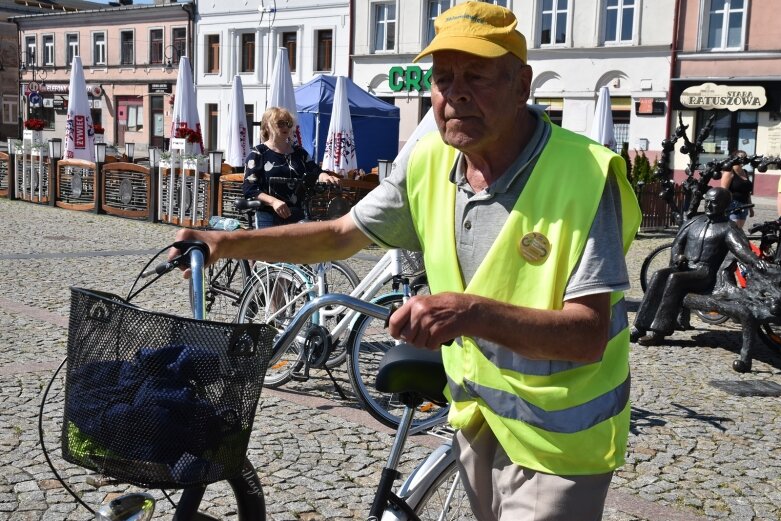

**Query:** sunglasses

left=276, top=120, right=294, bottom=129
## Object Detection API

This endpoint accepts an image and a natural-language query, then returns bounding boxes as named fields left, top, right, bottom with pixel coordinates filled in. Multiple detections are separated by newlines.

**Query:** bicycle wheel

left=758, top=323, right=781, bottom=353
left=640, top=242, right=673, bottom=292
left=319, top=260, right=360, bottom=368
left=237, top=264, right=308, bottom=388
left=410, top=461, right=476, bottom=520
left=347, top=293, right=449, bottom=430
left=190, top=258, right=250, bottom=323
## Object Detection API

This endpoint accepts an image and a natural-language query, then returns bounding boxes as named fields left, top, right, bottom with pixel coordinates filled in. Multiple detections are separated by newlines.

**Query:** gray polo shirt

left=350, top=109, right=629, bottom=301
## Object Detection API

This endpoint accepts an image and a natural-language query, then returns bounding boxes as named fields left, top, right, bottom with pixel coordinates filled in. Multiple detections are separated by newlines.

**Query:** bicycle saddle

left=376, top=342, right=448, bottom=406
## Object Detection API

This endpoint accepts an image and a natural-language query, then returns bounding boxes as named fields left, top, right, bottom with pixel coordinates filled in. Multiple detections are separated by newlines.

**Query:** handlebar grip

left=234, top=198, right=262, bottom=211
left=142, top=240, right=210, bottom=278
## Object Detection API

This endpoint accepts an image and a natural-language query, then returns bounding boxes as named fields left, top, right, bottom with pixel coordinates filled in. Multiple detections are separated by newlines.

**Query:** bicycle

left=197, top=179, right=360, bottom=324
left=231, top=215, right=445, bottom=433
left=41, top=241, right=473, bottom=520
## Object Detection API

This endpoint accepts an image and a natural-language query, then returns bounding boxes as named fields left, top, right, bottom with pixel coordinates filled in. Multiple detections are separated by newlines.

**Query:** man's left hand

left=388, top=293, right=469, bottom=350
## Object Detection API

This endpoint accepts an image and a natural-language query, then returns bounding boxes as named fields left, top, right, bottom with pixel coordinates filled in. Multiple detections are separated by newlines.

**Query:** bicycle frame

left=243, top=248, right=407, bottom=341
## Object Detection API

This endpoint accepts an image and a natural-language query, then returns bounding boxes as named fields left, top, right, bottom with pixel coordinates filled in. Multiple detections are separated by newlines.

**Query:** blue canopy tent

left=295, top=75, right=400, bottom=172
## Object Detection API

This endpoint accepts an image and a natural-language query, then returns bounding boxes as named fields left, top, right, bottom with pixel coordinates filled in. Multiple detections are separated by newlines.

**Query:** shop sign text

left=389, top=66, right=432, bottom=92
left=681, top=83, right=766, bottom=111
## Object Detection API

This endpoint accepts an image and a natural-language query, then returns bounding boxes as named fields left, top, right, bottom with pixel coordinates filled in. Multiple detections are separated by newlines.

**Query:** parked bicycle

left=197, top=178, right=359, bottom=324
left=40, top=241, right=472, bottom=520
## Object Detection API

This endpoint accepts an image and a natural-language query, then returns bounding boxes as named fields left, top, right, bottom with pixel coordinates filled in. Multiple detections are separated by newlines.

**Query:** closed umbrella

left=268, top=47, right=301, bottom=145
left=170, top=56, right=203, bottom=155
left=226, top=75, right=249, bottom=168
left=64, top=56, right=95, bottom=161
left=590, top=85, right=616, bottom=150
left=321, top=76, right=357, bottom=175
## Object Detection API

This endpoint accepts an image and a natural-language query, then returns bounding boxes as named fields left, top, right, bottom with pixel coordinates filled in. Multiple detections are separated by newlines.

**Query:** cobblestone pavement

left=1, top=197, right=780, bottom=520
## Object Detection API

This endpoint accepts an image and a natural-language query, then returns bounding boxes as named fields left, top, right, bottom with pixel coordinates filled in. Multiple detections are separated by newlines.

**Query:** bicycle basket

left=400, top=250, right=425, bottom=277
left=61, top=287, right=276, bottom=489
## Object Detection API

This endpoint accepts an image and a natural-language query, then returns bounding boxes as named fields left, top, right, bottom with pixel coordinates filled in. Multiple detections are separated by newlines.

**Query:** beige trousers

left=454, top=420, right=613, bottom=521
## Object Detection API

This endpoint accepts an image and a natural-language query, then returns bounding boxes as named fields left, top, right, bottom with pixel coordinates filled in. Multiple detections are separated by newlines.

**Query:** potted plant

left=23, top=118, right=45, bottom=145
left=171, top=126, right=202, bottom=155
left=182, top=153, right=207, bottom=173
left=159, top=150, right=172, bottom=170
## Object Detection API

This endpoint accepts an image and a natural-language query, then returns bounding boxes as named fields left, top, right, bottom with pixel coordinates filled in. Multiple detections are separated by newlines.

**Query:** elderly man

left=173, top=2, right=641, bottom=519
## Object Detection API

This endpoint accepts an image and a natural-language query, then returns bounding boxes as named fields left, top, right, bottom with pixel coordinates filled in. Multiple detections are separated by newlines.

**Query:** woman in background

left=242, top=107, right=339, bottom=229
left=720, top=150, right=753, bottom=229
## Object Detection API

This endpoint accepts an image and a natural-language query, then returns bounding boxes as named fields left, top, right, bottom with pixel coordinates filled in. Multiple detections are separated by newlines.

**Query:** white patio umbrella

left=225, top=75, right=250, bottom=167
left=64, top=56, right=95, bottom=161
left=321, top=76, right=357, bottom=175
left=590, top=85, right=616, bottom=150
left=268, top=47, right=301, bottom=145
left=170, top=56, right=203, bottom=154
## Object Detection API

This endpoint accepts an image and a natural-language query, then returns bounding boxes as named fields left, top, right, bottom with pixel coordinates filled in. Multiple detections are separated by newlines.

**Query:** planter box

left=183, top=157, right=207, bottom=173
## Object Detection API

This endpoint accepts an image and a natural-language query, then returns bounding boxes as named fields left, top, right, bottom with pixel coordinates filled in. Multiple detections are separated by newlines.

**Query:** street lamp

left=124, top=142, right=135, bottom=163
left=209, top=150, right=223, bottom=218
left=148, top=146, right=160, bottom=223
left=377, top=159, right=392, bottom=181
left=47, top=137, right=62, bottom=207
left=94, top=142, right=106, bottom=214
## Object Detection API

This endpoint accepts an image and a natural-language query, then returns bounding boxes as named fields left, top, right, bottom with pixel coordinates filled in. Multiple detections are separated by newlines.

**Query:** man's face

left=429, top=51, right=531, bottom=155
left=704, top=190, right=728, bottom=217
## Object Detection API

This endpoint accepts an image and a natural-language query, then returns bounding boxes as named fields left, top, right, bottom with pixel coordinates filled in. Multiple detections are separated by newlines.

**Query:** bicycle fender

left=393, top=440, right=454, bottom=508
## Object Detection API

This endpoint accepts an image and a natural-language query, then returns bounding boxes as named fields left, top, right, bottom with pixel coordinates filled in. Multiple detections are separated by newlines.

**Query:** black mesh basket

left=61, top=287, right=276, bottom=489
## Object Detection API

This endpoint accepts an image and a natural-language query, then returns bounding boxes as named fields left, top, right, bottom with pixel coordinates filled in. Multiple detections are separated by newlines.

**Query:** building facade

left=13, top=0, right=194, bottom=157
left=670, top=0, right=781, bottom=195
left=195, top=0, right=350, bottom=152
left=351, top=0, right=674, bottom=158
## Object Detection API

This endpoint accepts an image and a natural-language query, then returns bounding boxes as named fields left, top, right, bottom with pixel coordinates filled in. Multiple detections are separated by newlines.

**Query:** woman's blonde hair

left=260, top=107, right=296, bottom=142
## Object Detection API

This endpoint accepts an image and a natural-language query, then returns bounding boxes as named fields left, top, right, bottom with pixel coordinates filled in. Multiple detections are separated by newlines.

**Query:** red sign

left=637, top=98, right=653, bottom=114
left=74, top=115, right=86, bottom=149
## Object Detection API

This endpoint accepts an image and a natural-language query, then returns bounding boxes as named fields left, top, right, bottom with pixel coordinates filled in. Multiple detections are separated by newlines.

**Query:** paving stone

left=2, top=197, right=781, bottom=520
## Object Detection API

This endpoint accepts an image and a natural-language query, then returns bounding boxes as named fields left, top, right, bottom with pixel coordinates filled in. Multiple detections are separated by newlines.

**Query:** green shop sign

left=389, top=66, right=432, bottom=92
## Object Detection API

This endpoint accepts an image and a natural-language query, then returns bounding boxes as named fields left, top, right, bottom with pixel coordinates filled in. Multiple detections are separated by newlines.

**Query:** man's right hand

left=168, top=228, right=217, bottom=279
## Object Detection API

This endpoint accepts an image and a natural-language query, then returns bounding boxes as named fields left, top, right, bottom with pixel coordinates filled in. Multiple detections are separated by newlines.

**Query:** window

left=120, top=31, right=134, bottom=65
left=697, top=109, right=757, bottom=160
left=240, top=33, right=255, bottom=73
left=245, top=104, right=255, bottom=144
left=207, top=103, right=218, bottom=151
left=373, top=3, right=396, bottom=52
left=282, top=32, right=297, bottom=72
left=66, top=34, right=79, bottom=67
left=127, top=104, right=143, bottom=132
left=93, top=33, right=106, bottom=66
left=604, top=0, right=634, bottom=43
left=172, top=27, right=187, bottom=63
left=704, top=0, right=746, bottom=50
left=150, top=29, right=163, bottom=65
left=24, top=36, right=35, bottom=65
left=316, top=30, right=332, bottom=72
left=43, top=35, right=54, bottom=66
left=481, top=0, right=507, bottom=6
left=206, top=34, right=220, bottom=73
left=540, top=0, right=568, bottom=45
left=426, top=1, right=452, bottom=45
left=2, top=96, right=18, bottom=125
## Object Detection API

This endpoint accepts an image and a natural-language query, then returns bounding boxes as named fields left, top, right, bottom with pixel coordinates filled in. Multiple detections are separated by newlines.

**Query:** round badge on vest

left=518, top=232, right=550, bottom=264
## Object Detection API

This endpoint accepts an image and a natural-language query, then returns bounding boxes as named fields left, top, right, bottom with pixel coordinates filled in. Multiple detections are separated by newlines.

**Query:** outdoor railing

left=0, top=152, right=9, bottom=198
left=56, top=159, right=97, bottom=211
left=102, top=162, right=152, bottom=220
left=635, top=180, right=684, bottom=231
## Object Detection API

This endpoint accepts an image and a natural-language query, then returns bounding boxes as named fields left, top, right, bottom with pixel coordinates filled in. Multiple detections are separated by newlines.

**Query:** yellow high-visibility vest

left=406, top=125, right=641, bottom=475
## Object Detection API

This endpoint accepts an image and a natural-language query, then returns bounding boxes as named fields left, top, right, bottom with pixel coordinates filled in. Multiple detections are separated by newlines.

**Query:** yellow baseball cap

left=414, top=1, right=527, bottom=63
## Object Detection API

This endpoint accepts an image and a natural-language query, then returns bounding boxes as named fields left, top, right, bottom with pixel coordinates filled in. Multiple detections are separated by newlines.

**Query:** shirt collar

left=450, top=107, right=551, bottom=194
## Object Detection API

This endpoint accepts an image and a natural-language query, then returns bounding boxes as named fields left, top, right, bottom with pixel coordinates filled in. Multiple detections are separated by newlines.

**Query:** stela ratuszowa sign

left=680, top=82, right=767, bottom=111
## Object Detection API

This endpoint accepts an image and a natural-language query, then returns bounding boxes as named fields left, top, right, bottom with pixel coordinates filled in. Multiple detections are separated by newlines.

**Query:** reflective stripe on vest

left=406, top=124, right=642, bottom=475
